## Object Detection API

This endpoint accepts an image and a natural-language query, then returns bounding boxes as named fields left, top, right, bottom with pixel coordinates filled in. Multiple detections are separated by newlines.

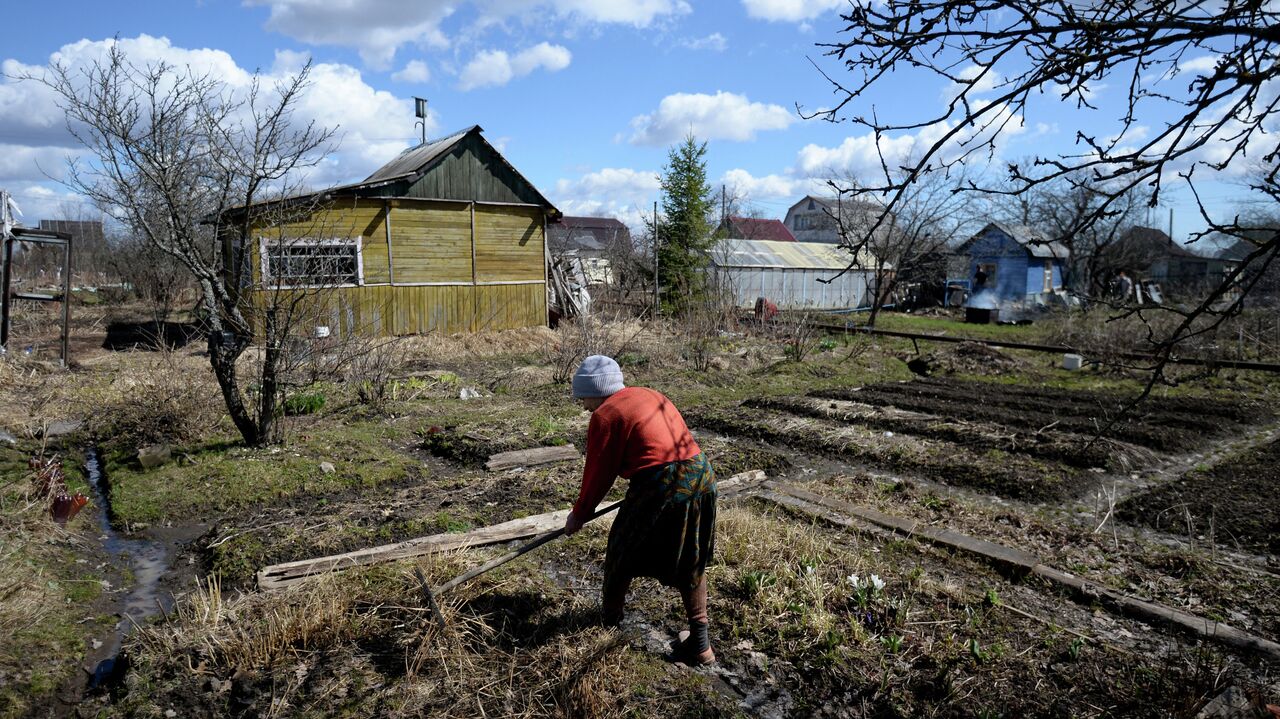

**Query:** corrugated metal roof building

left=709, top=238, right=881, bottom=310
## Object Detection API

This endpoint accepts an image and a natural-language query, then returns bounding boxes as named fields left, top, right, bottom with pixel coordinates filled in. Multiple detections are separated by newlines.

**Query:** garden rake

left=414, top=499, right=623, bottom=629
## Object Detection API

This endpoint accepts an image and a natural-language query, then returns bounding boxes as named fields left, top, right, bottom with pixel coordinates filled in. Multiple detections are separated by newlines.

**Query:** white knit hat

left=572, top=355, right=625, bottom=398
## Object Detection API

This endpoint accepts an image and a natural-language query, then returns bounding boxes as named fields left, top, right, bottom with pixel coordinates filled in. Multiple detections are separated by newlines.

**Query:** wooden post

left=60, top=237, right=71, bottom=367
left=0, top=233, right=12, bottom=349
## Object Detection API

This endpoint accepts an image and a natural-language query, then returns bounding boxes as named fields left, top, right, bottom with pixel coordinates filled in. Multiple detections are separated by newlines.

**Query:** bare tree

left=813, top=0, right=1280, bottom=390
left=828, top=153, right=978, bottom=326
left=35, top=45, right=339, bottom=445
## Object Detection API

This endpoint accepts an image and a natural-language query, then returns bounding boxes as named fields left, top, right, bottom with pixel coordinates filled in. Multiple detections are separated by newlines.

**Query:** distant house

left=224, top=125, right=560, bottom=336
left=716, top=216, right=795, bottom=242
left=1112, top=227, right=1217, bottom=289
left=547, top=216, right=630, bottom=285
left=783, top=195, right=889, bottom=246
left=708, top=238, right=882, bottom=310
left=955, top=222, right=1069, bottom=303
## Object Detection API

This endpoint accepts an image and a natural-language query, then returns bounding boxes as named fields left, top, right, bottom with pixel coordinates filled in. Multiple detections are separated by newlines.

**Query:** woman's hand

left=563, top=511, right=585, bottom=536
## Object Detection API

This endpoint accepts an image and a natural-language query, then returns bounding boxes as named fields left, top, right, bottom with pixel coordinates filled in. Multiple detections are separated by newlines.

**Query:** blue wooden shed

left=955, top=222, right=1069, bottom=303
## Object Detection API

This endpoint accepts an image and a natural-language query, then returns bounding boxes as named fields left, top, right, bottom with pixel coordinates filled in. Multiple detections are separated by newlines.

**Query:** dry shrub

left=768, top=310, right=822, bottom=363
left=543, top=314, right=650, bottom=384
left=1044, top=307, right=1280, bottom=365
left=80, top=348, right=221, bottom=452
left=342, top=340, right=408, bottom=410
left=676, top=291, right=740, bottom=372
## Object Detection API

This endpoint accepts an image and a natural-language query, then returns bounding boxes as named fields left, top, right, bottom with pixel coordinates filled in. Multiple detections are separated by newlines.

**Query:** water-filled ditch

left=82, top=448, right=171, bottom=690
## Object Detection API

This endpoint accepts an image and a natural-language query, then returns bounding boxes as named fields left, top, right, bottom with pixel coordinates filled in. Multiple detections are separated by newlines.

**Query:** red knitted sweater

left=570, top=387, right=701, bottom=518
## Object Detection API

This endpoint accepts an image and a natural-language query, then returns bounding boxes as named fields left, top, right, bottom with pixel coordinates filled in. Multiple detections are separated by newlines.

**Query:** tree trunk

left=209, top=333, right=260, bottom=445
left=257, top=309, right=282, bottom=446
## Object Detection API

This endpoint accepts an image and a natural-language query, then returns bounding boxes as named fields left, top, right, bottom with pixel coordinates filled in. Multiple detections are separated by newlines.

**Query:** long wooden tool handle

left=433, top=500, right=623, bottom=596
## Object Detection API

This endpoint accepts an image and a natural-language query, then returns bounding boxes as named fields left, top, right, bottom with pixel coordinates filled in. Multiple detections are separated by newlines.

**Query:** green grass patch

left=105, top=421, right=421, bottom=526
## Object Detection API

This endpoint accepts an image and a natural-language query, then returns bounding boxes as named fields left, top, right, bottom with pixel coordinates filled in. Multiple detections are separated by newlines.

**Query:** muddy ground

left=1119, top=436, right=1280, bottom=557
left=3, top=311, right=1280, bottom=718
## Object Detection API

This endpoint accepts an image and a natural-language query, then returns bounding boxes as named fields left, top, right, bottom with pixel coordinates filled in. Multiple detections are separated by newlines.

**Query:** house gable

left=348, top=127, right=558, bottom=215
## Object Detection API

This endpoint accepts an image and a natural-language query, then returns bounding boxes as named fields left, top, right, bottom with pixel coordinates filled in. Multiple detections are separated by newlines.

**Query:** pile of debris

left=904, top=341, right=1026, bottom=377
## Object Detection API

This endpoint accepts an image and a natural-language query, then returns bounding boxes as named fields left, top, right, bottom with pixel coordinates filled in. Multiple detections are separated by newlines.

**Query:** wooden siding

left=968, top=227, right=1030, bottom=301
left=474, top=205, right=544, bottom=282
left=249, top=284, right=544, bottom=335
left=388, top=200, right=473, bottom=283
left=401, top=133, right=546, bottom=206
left=245, top=199, right=548, bottom=336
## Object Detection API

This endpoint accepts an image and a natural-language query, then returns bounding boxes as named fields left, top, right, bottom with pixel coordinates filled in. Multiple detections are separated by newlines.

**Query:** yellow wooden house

left=232, top=126, right=560, bottom=336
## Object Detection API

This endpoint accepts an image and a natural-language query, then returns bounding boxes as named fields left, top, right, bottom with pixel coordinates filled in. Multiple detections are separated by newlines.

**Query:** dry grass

left=76, top=347, right=222, bottom=453
left=120, top=547, right=693, bottom=719
left=0, top=451, right=100, bottom=718
left=396, top=326, right=561, bottom=362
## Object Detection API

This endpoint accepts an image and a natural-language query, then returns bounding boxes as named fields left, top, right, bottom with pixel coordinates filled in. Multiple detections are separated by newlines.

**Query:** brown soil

left=747, top=395, right=1122, bottom=470
left=813, top=383, right=1212, bottom=452
left=1118, top=437, right=1280, bottom=557
left=687, top=405, right=1081, bottom=502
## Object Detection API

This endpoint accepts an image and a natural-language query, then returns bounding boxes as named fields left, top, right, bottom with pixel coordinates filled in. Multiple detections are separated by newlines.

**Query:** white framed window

left=259, top=237, right=364, bottom=288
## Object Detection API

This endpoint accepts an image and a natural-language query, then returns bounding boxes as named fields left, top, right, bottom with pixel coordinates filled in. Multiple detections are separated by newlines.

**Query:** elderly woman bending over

left=563, top=355, right=717, bottom=665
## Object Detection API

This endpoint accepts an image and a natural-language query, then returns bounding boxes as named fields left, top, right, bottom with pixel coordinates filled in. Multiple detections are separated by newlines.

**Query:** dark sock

left=688, top=620, right=710, bottom=654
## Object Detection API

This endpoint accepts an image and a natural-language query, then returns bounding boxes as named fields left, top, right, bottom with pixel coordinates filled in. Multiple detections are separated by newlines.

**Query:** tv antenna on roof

left=414, top=97, right=428, bottom=145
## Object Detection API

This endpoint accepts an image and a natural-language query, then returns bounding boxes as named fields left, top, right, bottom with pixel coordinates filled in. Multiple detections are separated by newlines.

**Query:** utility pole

left=652, top=201, right=660, bottom=315
left=721, top=185, right=727, bottom=227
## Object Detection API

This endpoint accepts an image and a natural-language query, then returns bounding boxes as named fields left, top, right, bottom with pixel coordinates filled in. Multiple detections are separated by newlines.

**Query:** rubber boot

left=674, top=577, right=715, bottom=665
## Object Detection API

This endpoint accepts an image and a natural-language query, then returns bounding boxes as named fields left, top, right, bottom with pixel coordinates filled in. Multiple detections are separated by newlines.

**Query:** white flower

left=805, top=565, right=815, bottom=575
left=869, top=574, right=885, bottom=591
left=847, top=574, right=860, bottom=588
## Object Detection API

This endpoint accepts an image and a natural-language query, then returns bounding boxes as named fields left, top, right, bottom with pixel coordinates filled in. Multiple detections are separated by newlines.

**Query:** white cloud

left=682, top=33, right=728, bottom=51
left=719, top=168, right=797, bottom=200
left=246, top=0, right=453, bottom=69
left=1179, top=56, right=1220, bottom=74
left=553, top=167, right=660, bottom=229
left=247, top=0, right=689, bottom=69
left=0, top=35, right=442, bottom=208
left=0, top=182, right=95, bottom=226
left=477, top=0, right=690, bottom=26
left=392, top=59, right=432, bottom=83
left=628, top=91, right=795, bottom=145
left=796, top=102, right=1027, bottom=178
left=458, top=42, right=571, bottom=90
left=940, top=64, right=1002, bottom=103
left=741, top=0, right=843, bottom=22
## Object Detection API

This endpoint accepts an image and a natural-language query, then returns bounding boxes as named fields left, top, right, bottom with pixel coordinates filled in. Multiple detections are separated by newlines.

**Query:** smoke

left=966, top=289, right=998, bottom=309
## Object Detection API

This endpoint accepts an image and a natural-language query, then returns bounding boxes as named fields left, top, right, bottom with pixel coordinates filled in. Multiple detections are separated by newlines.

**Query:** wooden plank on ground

left=485, top=444, right=580, bottom=471
left=257, top=510, right=571, bottom=590
left=758, top=481, right=1280, bottom=662
left=1031, top=565, right=1280, bottom=661
left=768, top=482, right=1039, bottom=574
left=258, top=469, right=764, bottom=591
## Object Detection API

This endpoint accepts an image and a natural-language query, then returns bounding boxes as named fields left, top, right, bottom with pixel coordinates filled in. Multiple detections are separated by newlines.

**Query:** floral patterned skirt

left=602, top=453, right=717, bottom=592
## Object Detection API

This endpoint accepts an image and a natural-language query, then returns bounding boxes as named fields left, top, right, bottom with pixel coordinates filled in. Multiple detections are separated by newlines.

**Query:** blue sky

left=0, top=0, right=1261, bottom=245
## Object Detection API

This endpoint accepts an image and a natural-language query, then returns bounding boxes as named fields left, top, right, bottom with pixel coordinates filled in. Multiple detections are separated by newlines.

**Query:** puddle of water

left=83, top=448, right=170, bottom=690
